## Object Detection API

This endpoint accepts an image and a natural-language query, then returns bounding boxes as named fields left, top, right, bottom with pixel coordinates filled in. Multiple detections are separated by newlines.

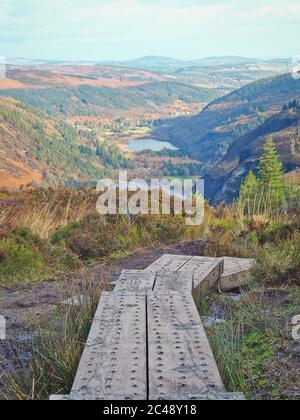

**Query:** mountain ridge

left=153, top=73, right=300, bottom=163
left=206, top=107, right=300, bottom=202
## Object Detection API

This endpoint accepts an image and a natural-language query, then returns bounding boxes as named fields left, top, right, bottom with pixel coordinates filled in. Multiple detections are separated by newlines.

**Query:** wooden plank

left=144, top=254, right=192, bottom=273
left=70, top=292, right=147, bottom=400
left=180, top=257, right=224, bottom=295
left=152, top=392, right=245, bottom=400
left=219, top=257, right=256, bottom=291
left=154, top=271, right=193, bottom=294
left=148, top=293, right=225, bottom=400
left=113, top=270, right=156, bottom=293
left=146, top=255, right=223, bottom=295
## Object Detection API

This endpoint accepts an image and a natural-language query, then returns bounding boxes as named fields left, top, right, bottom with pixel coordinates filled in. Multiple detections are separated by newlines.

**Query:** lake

left=128, top=139, right=178, bottom=153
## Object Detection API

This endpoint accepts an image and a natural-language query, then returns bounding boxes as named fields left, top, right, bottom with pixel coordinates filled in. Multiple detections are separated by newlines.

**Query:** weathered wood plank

left=219, top=257, right=256, bottom=291
left=70, top=292, right=147, bottom=400
left=113, top=270, right=156, bottom=293
left=152, top=392, right=246, bottom=400
left=145, top=255, right=223, bottom=295
left=179, top=256, right=224, bottom=294
left=144, top=254, right=192, bottom=273
left=154, top=271, right=193, bottom=294
left=148, top=293, right=225, bottom=400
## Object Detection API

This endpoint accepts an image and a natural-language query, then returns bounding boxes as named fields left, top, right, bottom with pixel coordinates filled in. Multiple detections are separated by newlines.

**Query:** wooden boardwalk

left=71, top=293, right=147, bottom=400
left=51, top=255, right=250, bottom=401
left=148, top=293, right=225, bottom=400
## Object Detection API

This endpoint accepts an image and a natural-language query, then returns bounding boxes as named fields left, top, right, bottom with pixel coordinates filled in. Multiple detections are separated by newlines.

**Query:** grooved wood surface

left=147, top=293, right=225, bottom=400
left=70, top=292, right=147, bottom=400
left=144, top=254, right=192, bottom=273
left=51, top=253, right=251, bottom=401
left=154, top=271, right=193, bottom=294
left=144, top=255, right=224, bottom=293
left=113, top=270, right=156, bottom=293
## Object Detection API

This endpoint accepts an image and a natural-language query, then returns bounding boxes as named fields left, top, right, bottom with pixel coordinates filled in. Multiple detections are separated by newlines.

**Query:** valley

left=1, top=0, right=300, bottom=402
left=0, top=56, right=299, bottom=201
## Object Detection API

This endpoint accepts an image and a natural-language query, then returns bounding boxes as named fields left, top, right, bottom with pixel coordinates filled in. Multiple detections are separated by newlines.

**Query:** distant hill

left=121, top=56, right=183, bottom=68
left=104, top=55, right=287, bottom=72
left=282, top=168, right=300, bottom=184
left=192, top=56, right=263, bottom=67
left=153, top=74, right=300, bottom=163
left=0, top=97, right=127, bottom=190
left=206, top=107, right=300, bottom=202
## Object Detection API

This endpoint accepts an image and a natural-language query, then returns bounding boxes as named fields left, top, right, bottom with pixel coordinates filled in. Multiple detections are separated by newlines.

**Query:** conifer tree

left=258, top=136, right=284, bottom=203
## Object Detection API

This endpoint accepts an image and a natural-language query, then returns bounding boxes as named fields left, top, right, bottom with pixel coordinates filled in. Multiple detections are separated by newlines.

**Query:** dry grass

left=0, top=188, right=98, bottom=239
left=0, top=281, right=106, bottom=400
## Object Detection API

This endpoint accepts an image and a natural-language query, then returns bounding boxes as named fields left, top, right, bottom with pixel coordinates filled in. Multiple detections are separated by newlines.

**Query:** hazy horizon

left=1, top=0, right=299, bottom=62
left=4, top=54, right=294, bottom=63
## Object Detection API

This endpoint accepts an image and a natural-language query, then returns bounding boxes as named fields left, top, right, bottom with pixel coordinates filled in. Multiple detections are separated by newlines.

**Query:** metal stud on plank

left=154, top=271, right=193, bottom=294
left=144, top=254, right=192, bottom=273
left=70, top=292, right=147, bottom=400
left=113, top=270, right=156, bottom=293
left=147, top=293, right=225, bottom=400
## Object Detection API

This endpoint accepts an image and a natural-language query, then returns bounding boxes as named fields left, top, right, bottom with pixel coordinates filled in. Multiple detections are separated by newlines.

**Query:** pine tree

left=258, top=137, right=284, bottom=203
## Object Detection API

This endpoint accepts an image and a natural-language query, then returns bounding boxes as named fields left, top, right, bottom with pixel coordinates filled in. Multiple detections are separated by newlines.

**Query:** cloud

left=0, top=0, right=228, bottom=43
left=0, top=0, right=299, bottom=59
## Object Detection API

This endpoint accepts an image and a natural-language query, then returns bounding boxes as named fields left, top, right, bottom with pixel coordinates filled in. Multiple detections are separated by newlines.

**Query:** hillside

left=0, top=97, right=128, bottom=190
left=153, top=74, right=300, bottom=163
left=205, top=107, right=300, bottom=202
left=102, top=56, right=288, bottom=92
left=0, top=66, right=219, bottom=119
left=283, top=168, right=300, bottom=184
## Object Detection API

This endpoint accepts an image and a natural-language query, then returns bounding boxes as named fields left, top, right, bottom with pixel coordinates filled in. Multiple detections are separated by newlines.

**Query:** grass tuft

left=0, top=283, right=105, bottom=400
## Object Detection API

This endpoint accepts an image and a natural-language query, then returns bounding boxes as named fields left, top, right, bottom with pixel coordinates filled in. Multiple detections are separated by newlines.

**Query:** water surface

left=128, top=139, right=177, bottom=153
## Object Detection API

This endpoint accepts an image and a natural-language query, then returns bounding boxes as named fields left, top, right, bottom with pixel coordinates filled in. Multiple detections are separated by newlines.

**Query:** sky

left=0, top=0, right=299, bottom=61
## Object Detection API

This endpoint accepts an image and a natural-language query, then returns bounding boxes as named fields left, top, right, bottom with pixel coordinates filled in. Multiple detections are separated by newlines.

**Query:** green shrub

left=0, top=238, right=48, bottom=286
left=50, top=222, right=79, bottom=245
left=259, top=220, right=297, bottom=244
left=54, top=215, right=135, bottom=260
left=254, top=233, right=300, bottom=286
left=45, top=245, right=81, bottom=273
